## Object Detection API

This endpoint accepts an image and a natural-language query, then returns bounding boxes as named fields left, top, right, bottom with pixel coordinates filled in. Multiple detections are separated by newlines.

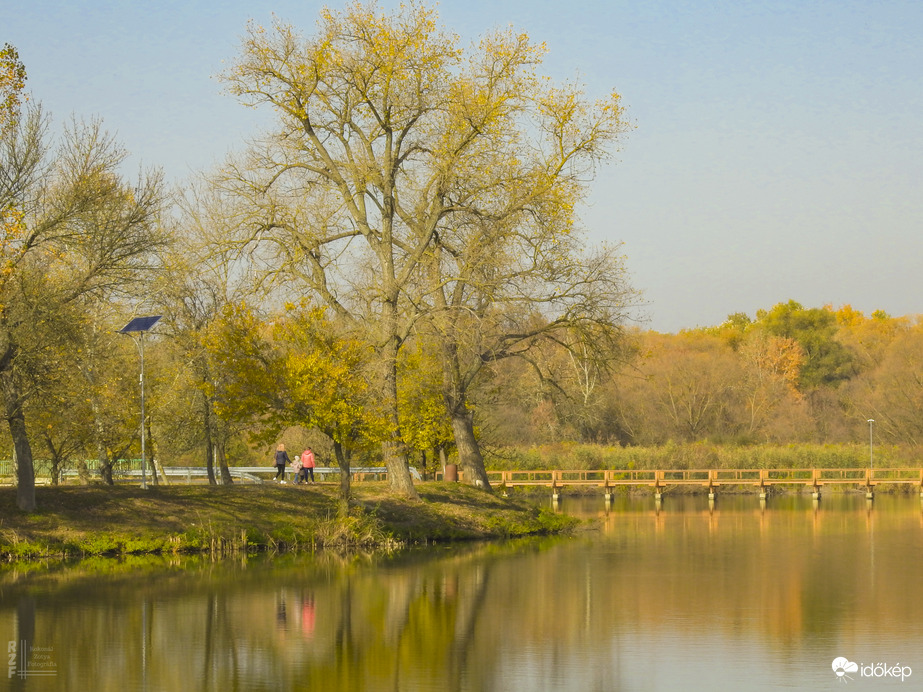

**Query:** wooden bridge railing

left=470, top=468, right=923, bottom=489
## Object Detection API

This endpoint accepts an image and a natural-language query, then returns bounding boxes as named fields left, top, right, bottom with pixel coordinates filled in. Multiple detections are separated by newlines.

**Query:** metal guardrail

left=46, top=465, right=424, bottom=484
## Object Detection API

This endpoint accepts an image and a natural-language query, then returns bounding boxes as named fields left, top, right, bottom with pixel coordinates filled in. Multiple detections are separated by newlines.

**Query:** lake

left=2, top=492, right=921, bottom=690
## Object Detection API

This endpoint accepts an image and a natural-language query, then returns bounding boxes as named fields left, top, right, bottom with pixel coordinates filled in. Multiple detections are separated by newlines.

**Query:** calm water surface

left=2, top=493, right=922, bottom=691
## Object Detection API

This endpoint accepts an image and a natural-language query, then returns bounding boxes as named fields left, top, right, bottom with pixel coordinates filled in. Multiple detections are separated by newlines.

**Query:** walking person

left=300, top=447, right=316, bottom=483
left=273, top=443, right=290, bottom=483
left=290, top=452, right=303, bottom=485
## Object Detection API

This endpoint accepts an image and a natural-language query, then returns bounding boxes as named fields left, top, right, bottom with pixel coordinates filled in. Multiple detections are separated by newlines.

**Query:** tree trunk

left=75, top=458, right=90, bottom=485
left=449, top=407, right=492, bottom=491
left=90, top=397, right=115, bottom=485
left=7, top=410, right=35, bottom=512
left=42, top=432, right=62, bottom=486
left=146, top=416, right=159, bottom=485
left=333, top=440, right=351, bottom=517
left=217, top=431, right=233, bottom=485
left=440, top=340, right=492, bottom=491
left=98, top=448, right=114, bottom=485
left=380, top=336, right=418, bottom=498
left=3, top=372, right=36, bottom=511
left=202, top=390, right=217, bottom=485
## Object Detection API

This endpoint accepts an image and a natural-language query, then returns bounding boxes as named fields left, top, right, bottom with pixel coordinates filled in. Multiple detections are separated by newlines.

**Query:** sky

left=4, top=0, right=922, bottom=332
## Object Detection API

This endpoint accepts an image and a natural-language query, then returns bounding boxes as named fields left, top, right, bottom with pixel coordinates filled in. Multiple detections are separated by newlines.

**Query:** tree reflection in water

left=2, top=497, right=923, bottom=690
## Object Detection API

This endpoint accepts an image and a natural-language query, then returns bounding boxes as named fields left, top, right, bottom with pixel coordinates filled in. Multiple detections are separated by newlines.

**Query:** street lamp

left=867, top=419, right=875, bottom=502
left=120, top=315, right=162, bottom=489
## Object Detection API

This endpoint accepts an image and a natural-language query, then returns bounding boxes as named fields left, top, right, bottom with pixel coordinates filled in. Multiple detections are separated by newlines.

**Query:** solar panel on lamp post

left=119, top=316, right=162, bottom=489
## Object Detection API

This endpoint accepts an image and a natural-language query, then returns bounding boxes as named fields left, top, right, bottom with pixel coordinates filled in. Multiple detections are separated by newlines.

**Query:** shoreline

left=0, top=482, right=576, bottom=562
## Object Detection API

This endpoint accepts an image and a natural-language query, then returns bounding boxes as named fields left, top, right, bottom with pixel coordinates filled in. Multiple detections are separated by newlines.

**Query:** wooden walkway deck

left=478, top=468, right=923, bottom=490
left=452, top=468, right=923, bottom=499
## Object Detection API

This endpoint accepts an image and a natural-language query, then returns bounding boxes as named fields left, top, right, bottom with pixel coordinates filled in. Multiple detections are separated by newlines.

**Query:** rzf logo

left=7, top=640, right=15, bottom=678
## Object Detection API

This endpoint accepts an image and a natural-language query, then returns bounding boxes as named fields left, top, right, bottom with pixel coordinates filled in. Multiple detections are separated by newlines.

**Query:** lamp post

left=120, top=316, right=162, bottom=489
left=867, top=419, right=875, bottom=501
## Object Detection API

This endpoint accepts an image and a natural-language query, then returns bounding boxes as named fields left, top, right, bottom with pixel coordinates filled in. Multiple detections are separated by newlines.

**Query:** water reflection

left=1, top=495, right=923, bottom=690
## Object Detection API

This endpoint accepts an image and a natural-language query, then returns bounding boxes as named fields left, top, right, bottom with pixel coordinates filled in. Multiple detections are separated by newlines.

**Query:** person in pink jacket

left=300, top=447, right=316, bottom=483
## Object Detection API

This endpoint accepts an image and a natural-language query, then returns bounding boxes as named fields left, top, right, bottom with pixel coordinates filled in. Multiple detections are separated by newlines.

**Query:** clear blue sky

left=4, top=0, right=922, bottom=332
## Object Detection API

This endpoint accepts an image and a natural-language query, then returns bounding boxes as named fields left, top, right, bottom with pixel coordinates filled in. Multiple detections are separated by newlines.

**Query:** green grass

left=0, top=482, right=577, bottom=562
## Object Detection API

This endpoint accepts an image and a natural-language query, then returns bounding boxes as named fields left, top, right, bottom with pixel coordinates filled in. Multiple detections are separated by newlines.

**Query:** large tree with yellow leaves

left=220, top=1, right=632, bottom=496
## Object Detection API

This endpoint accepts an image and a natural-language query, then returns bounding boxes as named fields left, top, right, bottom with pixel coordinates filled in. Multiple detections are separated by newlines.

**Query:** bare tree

left=153, top=188, right=261, bottom=486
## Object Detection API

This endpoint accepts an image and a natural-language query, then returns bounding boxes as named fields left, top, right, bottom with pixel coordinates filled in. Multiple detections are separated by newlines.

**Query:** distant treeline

left=481, top=301, right=923, bottom=453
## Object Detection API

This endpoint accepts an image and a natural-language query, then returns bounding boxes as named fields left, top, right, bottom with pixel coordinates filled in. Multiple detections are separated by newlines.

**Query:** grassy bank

left=0, top=482, right=575, bottom=562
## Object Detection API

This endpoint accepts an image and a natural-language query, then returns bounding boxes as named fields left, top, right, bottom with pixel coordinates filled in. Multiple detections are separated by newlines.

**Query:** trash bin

left=444, top=463, right=458, bottom=482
